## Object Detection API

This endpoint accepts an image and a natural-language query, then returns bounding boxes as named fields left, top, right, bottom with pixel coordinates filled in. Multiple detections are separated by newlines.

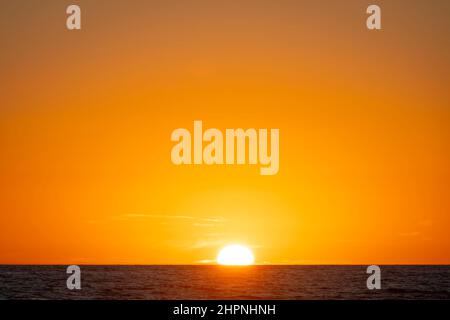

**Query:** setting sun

left=217, top=245, right=255, bottom=266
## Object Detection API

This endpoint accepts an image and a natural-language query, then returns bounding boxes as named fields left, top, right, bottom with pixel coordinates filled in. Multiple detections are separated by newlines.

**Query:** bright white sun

left=217, top=244, right=255, bottom=266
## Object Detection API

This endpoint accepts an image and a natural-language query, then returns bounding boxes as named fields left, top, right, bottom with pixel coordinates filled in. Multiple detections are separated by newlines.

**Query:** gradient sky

left=1, top=0, right=449, bottom=264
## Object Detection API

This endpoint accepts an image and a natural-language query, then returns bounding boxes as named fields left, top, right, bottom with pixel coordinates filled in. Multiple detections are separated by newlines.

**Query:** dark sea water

left=0, top=265, right=449, bottom=300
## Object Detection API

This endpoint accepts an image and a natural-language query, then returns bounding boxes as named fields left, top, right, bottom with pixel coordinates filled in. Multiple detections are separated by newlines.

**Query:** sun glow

left=217, top=245, right=255, bottom=266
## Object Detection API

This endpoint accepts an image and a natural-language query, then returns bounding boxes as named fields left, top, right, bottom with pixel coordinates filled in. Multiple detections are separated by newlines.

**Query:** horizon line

left=1, top=263, right=450, bottom=266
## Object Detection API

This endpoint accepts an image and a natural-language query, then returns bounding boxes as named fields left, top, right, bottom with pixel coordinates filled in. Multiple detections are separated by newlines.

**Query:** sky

left=1, top=0, right=449, bottom=264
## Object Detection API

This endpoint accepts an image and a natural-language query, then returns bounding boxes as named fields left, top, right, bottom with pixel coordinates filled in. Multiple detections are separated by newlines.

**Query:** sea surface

left=0, top=265, right=449, bottom=300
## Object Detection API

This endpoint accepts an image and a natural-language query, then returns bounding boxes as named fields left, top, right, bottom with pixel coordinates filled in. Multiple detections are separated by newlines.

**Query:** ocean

left=0, top=265, right=449, bottom=300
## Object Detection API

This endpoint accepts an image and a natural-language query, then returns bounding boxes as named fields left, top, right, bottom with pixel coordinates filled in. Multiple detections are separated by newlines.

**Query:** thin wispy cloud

left=196, top=259, right=215, bottom=264
left=190, top=239, right=226, bottom=249
left=192, top=223, right=217, bottom=227
left=120, top=214, right=227, bottom=224
left=123, top=214, right=194, bottom=220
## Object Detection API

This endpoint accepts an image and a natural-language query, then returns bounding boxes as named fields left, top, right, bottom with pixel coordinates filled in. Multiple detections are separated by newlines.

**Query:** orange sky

left=1, top=0, right=449, bottom=264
